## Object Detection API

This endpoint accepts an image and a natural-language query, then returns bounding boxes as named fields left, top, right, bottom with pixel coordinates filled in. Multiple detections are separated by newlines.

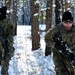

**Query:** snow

left=0, top=25, right=56, bottom=75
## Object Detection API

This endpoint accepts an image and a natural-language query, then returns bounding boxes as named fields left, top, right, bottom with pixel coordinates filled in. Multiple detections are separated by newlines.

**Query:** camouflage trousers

left=1, top=60, right=9, bottom=75
left=1, top=47, right=14, bottom=75
left=53, top=50, right=74, bottom=75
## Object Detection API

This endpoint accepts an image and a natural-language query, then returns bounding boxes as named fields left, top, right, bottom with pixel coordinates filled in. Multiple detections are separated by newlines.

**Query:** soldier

left=44, top=11, right=75, bottom=75
left=0, top=6, right=15, bottom=75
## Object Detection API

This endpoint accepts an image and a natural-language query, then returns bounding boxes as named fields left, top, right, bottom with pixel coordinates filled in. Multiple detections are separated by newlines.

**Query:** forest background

left=0, top=0, right=75, bottom=50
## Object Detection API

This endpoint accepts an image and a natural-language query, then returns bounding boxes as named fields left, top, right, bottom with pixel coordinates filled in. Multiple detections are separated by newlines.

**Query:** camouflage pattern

left=0, top=18, right=15, bottom=75
left=45, top=23, right=75, bottom=75
left=0, top=42, right=4, bottom=65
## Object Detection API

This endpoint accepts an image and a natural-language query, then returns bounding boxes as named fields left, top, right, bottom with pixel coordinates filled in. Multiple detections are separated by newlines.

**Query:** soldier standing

left=0, top=6, right=15, bottom=75
left=45, top=11, right=75, bottom=75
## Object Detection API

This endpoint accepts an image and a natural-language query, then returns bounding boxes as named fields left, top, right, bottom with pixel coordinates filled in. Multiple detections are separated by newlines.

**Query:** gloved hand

left=53, top=34, right=63, bottom=50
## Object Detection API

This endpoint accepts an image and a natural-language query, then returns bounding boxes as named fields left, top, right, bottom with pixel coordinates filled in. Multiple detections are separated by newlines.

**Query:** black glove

left=45, top=45, right=51, bottom=56
left=53, top=34, right=64, bottom=50
left=54, top=41, right=62, bottom=50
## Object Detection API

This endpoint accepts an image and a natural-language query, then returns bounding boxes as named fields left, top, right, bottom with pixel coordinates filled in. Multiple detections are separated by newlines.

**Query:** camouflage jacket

left=45, top=23, right=75, bottom=54
left=0, top=18, right=15, bottom=47
left=0, top=18, right=15, bottom=36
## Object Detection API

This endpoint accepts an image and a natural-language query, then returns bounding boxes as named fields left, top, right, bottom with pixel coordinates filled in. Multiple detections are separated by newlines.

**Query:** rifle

left=0, top=25, right=10, bottom=60
left=53, top=34, right=75, bottom=75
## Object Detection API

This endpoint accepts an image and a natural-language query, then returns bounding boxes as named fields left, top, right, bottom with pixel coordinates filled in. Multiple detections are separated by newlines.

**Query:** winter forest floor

left=0, top=25, right=56, bottom=75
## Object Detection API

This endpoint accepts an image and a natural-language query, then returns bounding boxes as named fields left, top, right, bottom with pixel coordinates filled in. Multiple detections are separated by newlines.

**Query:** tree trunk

left=5, top=0, right=11, bottom=18
left=13, top=0, right=17, bottom=35
left=46, top=0, right=52, bottom=31
left=55, top=0, right=61, bottom=24
left=30, top=0, right=40, bottom=50
left=61, top=0, right=65, bottom=13
left=45, top=0, right=52, bottom=56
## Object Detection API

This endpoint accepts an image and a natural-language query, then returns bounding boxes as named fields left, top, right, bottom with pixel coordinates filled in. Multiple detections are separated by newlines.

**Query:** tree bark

left=30, top=0, right=40, bottom=50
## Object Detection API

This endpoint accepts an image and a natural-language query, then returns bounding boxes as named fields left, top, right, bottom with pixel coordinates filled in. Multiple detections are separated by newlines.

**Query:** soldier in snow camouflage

left=45, top=11, right=75, bottom=75
left=0, top=6, right=15, bottom=75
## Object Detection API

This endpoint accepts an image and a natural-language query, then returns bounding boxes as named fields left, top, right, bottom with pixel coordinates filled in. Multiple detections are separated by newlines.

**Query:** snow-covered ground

left=0, top=25, right=56, bottom=75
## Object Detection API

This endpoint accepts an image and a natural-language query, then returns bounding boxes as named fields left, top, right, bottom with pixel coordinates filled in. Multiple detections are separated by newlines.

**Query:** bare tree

left=5, top=0, right=11, bottom=18
left=45, top=0, right=52, bottom=56
left=13, top=0, right=17, bottom=35
left=55, top=0, right=61, bottom=24
left=30, top=0, right=40, bottom=50
left=61, top=0, right=65, bottom=13
left=46, top=0, right=52, bottom=31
